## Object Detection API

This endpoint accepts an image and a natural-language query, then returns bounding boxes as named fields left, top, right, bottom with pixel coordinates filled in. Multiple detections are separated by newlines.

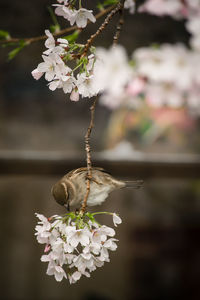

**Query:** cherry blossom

left=31, top=69, right=43, bottom=80
left=49, top=75, right=75, bottom=93
left=31, top=0, right=200, bottom=114
left=43, top=30, right=68, bottom=56
left=32, top=30, right=70, bottom=85
left=134, top=44, right=196, bottom=90
left=94, top=45, right=132, bottom=94
left=126, top=77, right=145, bottom=96
left=35, top=212, right=122, bottom=283
left=36, top=53, right=66, bottom=81
left=186, top=16, right=200, bottom=51
left=54, top=5, right=75, bottom=22
left=145, top=83, right=183, bottom=108
left=124, top=0, right=135, bottom=14
left=113, top=213, right=122, bottom=227
left=76, top=73, right=100, bottom=98
left=69, top=8, right=96, bottom=28
left=68, top=271, right=82, bottom=284
left=46, top=261, right=67, bottom=282
left=70, top=89, right=80, bottom=102
left=139, top=0, right=183, bottom=18
left=32, top=28, right=99, bottom=98
left=54, top=4, right=96, bottom=28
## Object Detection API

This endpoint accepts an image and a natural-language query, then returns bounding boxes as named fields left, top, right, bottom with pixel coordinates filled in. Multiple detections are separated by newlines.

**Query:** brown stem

left=0, top=5, right=116, bottom=45
left=80, top=96, right=98, bottom=215
left=113, top=1, right=125, bottom=45
left=81, top=2, right=123, bottom=57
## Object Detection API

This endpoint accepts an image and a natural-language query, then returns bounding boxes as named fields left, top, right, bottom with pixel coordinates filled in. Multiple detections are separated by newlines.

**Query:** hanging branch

left=80, top=96, right=98, bottom=215
left=79, top=1, right=125, bottom=215
left=0, top=5, right=116, bottom=46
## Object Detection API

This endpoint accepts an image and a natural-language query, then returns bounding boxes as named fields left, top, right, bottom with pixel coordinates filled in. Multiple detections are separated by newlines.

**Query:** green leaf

left=97, top=0, right=118, bottom=9
left=85, top=212, right=96, bottom=223
left=151, top=43, right=160, bottom=49
left=85, top=212, right=93, bottom=219
left=8, top=40, right=27, bottom=61
left=102, top=0, right=119, bottom=7
left=97, top=2, right=104, bottom=10
left=49, top=24, right=60, bottom=34
left=47, top=6, right=60, bottom=27
left=64, top=30, right=80, bottom=43
left=0, top=29, right=10, bottom=40
left=8, top=47, right=21, bottom=60
left=1, top=41, right=19, bottom=48
left=67, top=212, right=76, bottom=220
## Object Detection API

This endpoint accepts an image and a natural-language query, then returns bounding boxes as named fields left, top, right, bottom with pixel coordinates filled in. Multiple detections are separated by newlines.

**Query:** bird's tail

left=124, top=180, right=143, bottom=189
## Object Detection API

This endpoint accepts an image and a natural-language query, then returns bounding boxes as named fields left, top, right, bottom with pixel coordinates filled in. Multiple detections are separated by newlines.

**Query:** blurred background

left=0, top=0, right=200, bottom=299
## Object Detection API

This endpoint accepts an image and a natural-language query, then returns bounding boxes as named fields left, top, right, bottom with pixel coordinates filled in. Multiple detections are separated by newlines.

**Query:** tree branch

left=113, top=0, right=125, bottom=45
left=81, top=1, right=123, bottom=57
left=0, top=5, right=116, bottom=45
left=80, top=96, right=98, bottom=214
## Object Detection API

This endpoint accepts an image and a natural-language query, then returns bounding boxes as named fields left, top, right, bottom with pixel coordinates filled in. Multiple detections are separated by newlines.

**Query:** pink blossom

left=126, top=77, right=145, bottom=96
left=31, top=69, right=43, bottom=80
left=139, top=0, right=183, bottom=18
left=70, top=89, right=79, bottom=101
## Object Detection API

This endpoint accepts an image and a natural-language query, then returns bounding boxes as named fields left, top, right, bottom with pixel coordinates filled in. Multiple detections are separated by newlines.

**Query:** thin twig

left=0, top=5, right=116, bottom=45
left=81, top=2, right=123, bottom=57
left=113, top=0, right=125, bottom=45
left=80, top=96, right=98, bottom=214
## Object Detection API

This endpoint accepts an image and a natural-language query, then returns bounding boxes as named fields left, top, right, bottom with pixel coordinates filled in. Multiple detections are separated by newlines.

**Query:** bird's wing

left=65, top=167, right=106, bottom=179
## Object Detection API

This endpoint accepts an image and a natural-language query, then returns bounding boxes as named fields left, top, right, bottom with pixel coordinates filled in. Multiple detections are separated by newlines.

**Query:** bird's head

left=51, top=177, right=76, bottom=210
left=51, top=181, right=69, bottom=207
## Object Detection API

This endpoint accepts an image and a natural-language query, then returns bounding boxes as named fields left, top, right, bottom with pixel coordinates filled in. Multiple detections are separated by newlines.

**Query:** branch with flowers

left=2, top=0, right=200, bottom=284
left=35, top=211, right=122, bottom=283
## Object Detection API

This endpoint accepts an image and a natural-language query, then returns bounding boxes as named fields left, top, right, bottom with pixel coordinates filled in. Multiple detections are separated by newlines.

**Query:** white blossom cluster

left=98, top=44, right=200, bottom=114
left=32, top=29, right=132, bottom=102
left=95, top=45, right=133, bottom=108
left=32, top=30, right=101, bottom=100
left=98, top=0, right=200, bottom=114
left=31, top=0, right=200, bottom=114
left=132, top=44, right=200, bottom=112
left=35, top=212, right=122, bottom=283
left=127, top=0, right=200, bottom=113
left=53, top=0, right=96, bottom=28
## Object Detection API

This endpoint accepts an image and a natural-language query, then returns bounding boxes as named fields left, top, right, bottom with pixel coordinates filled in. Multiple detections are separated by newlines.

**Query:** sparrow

left=51, top=167, right=143, bottom=210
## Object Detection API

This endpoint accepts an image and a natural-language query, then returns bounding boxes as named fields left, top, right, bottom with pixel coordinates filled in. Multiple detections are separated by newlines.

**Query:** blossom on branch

left=43, top=30, right=68, bottom=56
left=30, top=0, right=200, bottom=115
left=113, top=213, right=122, bottom=227
left=35, top=212, right=121, bottom=284
left=76, top=73, right=100, bottom=98
left=53, top=2, right=96, bottom=28
left=69, top=8, right=96, bottom=28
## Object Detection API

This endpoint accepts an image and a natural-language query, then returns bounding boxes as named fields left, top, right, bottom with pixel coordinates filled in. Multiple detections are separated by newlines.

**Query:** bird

left=51, top=167, right=143, bottom=210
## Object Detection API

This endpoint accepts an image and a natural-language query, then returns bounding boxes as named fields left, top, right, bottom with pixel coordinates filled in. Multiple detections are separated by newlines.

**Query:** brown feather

left=66, top=167, right=105, bottom=179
